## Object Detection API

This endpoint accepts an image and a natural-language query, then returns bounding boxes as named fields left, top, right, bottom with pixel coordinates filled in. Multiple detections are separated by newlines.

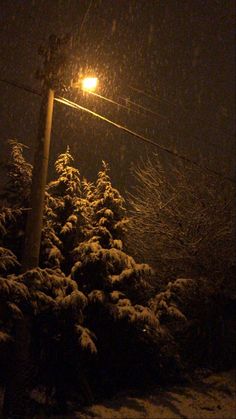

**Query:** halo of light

left=82, top=77, right=98, bottom=91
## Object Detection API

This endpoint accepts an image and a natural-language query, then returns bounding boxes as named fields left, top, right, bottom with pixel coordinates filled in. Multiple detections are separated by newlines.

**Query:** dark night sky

left=0, top=0, right=235, bottom=191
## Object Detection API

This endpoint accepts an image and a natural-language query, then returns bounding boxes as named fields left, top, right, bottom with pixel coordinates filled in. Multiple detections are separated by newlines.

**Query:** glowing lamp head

left=82, top=77, right=98, bottom=91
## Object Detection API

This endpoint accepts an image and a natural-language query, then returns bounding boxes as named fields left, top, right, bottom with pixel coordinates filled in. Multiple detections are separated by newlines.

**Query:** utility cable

left=118, top=93, right=233, bottom=152
left=85, top=90, right=141, bottom=115
left=86, top=91, right=233, bottom=155
left=77, top=0, right=94, bottom=45
left=120, top=96, right=169, bottom=120
left=0, top=78, right=41, bottom=96
left=0, top=78, right=234, bottom=183
left=129, top=85, right=234, bottom=137
left=82, top=88, right=234, bottom=154
left=55, top=95, right=235, bottom=184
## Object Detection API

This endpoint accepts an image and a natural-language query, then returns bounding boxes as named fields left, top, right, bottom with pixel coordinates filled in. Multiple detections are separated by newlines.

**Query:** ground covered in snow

left=77, top=370, right=236, bottom=419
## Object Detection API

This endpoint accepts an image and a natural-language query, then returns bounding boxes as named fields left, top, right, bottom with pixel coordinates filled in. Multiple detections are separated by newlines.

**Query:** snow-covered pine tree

left=0, top=140, right=32, bottom=208
left=0, top=246, right=20, bottom=276
left=0, top=267, right=96, bottom=415
left=40, top=191, right=64, bottom=269
left=78, top=178, right=95, bottom=239
left=88, top=161, right=128, bottom=248
left=72, top=161, right=154, bottom=302
left=0, top=140, right=32, bottom=268
left=148, top=276, right=232, bottom=369
left=0, top=208, right=21, bottom=275
left=71, top=162, right=164, bottom=392
left=41, top=147, right=82, bottom=272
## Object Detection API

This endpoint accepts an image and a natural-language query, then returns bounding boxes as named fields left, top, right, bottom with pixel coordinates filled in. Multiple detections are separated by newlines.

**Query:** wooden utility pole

left=21, top=33, right=75, bottom=272
left=21, top=88, right=54, bottom=271
left=4, top=92, right=54, bottom=410
left=3, top=32, right=77, bottom=419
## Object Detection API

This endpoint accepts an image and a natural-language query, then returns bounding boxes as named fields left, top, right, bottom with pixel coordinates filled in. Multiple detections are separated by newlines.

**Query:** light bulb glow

left=82, top=77, right=98, bottom=91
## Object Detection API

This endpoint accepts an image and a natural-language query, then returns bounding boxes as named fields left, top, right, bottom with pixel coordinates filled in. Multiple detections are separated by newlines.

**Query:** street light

left=72, top=76, right=98, bottom=92
left=82, top=77, right=98, bottom=92
left=22, top=75, right=98, bottom=272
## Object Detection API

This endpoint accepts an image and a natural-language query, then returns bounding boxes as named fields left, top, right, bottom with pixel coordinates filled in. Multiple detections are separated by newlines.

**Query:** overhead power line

left=77, top=0, right=95, bottom=45
left=129, top=85, right=234, bottom=137
left=84, top=83, right=233, bottom=153
left=55, top=96, right=235, bottom=184
left=0, top=77, right=234, bottom=184
left=86, top=90, right=233, bottom=154
left=120, top=93, right=233, bottom=152
left=120, top=96, right=168, bottom=120
left=86, top=90, right=141, bottom=115
left=0, top=78, right=41, bottom=96
left=1, top=75, right=233, bottom=154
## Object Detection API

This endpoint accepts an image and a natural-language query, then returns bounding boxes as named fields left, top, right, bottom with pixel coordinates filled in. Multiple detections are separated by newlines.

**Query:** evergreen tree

left=0, top=207, right=22, bottom=273
left=40, top=192, right=64, bottom=269
left=71, top=162, right=161, bottom=392
left=0, top=140, right=32, bottom=266
left=0, top=140, right=32, bottom=208
left=41, top=147, right=82, bottom=272
left=72, top=161, right=153, bottom=302
left=78, top=178, right=95, bottom=239
left=0, top=267, right=96, bottom=415
left=148, top=276, right=235, bottom=370
left=0, top=246, right=19, bottom=276
left=87, top=161, right=128, bottom=248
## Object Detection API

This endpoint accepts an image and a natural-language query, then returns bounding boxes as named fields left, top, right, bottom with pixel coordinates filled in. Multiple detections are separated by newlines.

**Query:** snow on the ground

left=77, top=370, right=236, bottom=419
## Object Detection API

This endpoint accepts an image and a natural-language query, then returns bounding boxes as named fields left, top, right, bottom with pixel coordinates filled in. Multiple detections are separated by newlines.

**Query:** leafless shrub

left=127, top=155, right=236, bottom=285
